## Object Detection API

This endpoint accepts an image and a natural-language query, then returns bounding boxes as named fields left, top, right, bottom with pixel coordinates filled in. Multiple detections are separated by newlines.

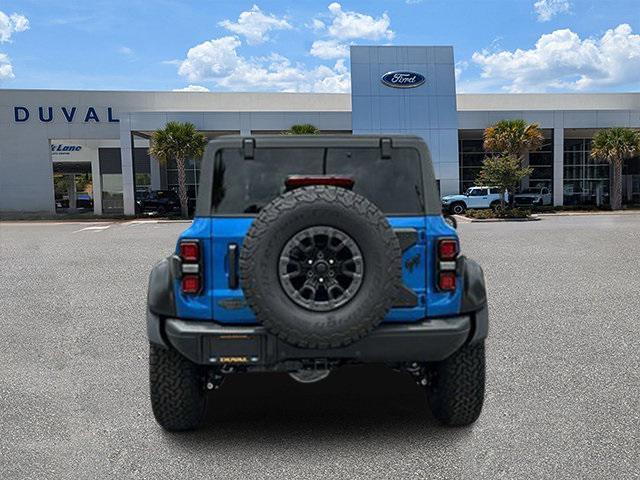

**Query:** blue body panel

left=173, top=214, right=462, bottom=323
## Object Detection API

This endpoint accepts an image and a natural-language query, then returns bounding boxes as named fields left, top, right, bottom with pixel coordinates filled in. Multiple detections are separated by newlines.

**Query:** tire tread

left=149, top=343, right=207, bottom=431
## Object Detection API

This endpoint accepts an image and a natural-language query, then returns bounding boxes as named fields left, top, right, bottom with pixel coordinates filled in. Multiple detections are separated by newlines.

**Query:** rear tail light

left=438, top=239, right=458, bottom=260
left=436, top=237, right=458, bottom=292
left=179, top=239, right=202, bottom=294
left=180, top=241, right=200, bottom=262
left=438, top=271, right=456, bottom=291
left=181, top=275, right=201, bottom=294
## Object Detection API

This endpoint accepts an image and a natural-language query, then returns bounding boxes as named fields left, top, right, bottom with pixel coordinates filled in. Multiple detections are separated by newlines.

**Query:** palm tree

left=483, top=119, right=544, bottom=159
left=149, top=122, right=207, bottom=217
left=284, top=124, right=320, bottom=135
left=483, top=119, right=544, bottom=206
left=590, top=127, right=640, bottom=210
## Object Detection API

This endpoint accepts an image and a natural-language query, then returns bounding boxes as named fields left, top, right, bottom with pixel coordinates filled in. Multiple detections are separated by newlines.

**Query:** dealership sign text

left=13, top=106, right=119, bottom=123
left=51, top=144, right=82, bottom=155
left=380, top=71, right=426, bottom=89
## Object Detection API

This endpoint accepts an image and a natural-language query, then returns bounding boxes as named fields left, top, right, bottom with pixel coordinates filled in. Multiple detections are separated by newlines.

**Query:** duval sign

left=13, top=106, right=120, bottom=123
left=380, top=71, right=426, bottom=89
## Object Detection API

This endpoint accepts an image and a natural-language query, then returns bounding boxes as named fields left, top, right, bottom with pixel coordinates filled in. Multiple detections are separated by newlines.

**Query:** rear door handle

left=228, top=243, right=239, bottom=289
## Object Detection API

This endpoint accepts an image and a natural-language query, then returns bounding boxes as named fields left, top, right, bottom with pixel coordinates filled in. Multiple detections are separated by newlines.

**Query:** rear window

left=211, top=147, right=425, bottom=215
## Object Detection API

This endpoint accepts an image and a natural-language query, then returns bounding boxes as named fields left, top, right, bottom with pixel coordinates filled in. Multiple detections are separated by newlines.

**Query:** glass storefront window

left=563, top=138, right=610, bottom=206
left=101, top=174, right=124, bottom=213
left=52, top=162, right=94, bottom=214
left=166, top=157, right=201, bottom=212
left=459, top=131, right=553, bottom=193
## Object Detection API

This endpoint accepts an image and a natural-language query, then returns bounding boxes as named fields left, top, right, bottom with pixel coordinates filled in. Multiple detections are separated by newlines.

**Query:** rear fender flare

left=147, top=256, right=181, bottom=346
left=458, top=256, right=489, bottom=343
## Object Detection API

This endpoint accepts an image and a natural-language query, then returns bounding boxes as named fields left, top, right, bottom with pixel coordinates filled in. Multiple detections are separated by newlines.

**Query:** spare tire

left=239, top=185, right=402, bottom=349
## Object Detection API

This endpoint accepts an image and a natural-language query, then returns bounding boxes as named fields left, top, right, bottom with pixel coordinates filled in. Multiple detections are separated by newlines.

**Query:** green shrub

left=465, top=209, right=496, bottom=219
left=466, top=208, right=531, bottom=219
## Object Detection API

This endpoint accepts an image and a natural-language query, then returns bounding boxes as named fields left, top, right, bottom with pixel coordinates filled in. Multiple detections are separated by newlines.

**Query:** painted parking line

left=122, top=220, right=160, bottom=226
left=72, top=224, right=112, bottom=233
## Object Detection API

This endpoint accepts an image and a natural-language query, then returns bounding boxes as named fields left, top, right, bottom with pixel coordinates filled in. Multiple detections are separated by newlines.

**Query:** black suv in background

left=136, top=190, right=181, bottom=216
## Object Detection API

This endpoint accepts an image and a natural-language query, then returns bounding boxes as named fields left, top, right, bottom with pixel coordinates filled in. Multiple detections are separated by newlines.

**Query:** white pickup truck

left=441, top=187, right=506, bottom=214
left=514, top=187, right=552, bottom=206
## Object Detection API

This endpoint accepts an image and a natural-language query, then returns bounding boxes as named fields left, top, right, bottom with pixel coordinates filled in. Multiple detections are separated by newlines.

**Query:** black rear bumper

left=151, top=313, right=485, bottom=367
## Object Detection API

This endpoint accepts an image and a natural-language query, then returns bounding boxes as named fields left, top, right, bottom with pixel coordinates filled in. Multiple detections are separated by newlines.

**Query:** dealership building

left=1, top=45, right=639, bottom=216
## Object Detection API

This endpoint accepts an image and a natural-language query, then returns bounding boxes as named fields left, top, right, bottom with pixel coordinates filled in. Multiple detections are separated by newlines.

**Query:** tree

left=283, top=124, right=320, bottom=135
left=149, top=122, right=207, bottom=217
left=590, top=127, right=640, bottom=210
left=476, top=156, right=533, bottom=210
left=483, top=119, right=544, bottom=207
left=483, top=119, right=544, bottom=159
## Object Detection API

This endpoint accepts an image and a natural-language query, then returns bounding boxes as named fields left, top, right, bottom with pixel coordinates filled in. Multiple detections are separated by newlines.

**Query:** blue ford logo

left=380, top=71, right=426, bottom=89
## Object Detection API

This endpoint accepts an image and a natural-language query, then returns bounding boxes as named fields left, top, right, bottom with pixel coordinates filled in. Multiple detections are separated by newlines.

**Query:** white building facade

left=1, top=45, right=639, bottom=216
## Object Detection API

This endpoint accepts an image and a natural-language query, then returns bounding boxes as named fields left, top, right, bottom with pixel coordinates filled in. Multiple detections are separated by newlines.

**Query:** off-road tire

left=149, top=343, right=207, bottom=431
left=490, top=201, right=501, bottom=212
left=240, top=185, right=402, bottom=349
left=450, top=202, right=466, bottom=215
left=427, top=341, right=485, bottom=426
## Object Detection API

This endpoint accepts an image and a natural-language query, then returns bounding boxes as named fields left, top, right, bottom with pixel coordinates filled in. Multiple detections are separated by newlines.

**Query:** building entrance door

left=52, top=161, right=94, bottom=214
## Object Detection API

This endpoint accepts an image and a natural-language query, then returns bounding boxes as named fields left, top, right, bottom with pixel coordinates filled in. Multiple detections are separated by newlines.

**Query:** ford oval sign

left=381, top=71, right=426, bottom=89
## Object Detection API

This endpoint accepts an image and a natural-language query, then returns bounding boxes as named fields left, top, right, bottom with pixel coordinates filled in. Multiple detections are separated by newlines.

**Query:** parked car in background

left=55, top=192, right=93, bottom=211
left=442, top=186, right=506, bottom=214
left=514, top=187, right=552, bottom=207
left=137, top=190, right=181, bottom=215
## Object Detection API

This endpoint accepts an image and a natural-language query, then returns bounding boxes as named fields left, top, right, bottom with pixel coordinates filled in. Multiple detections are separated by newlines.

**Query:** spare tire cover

left=239, top=185, right=402, bottom=349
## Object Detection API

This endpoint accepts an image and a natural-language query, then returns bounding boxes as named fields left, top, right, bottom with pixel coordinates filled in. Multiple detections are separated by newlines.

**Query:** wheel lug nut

left=329, top=259, right=334, bottom=264
left=308, top=259, right=313, bottom=265
left=319, top=278, right=324, bottom=283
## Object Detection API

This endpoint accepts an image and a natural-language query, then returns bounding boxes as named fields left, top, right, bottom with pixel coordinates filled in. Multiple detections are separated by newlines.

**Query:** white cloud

left=0, top=11, right=29, bottom=43
left=471, top=24, right=640, bottom=92
left=455, top=60, right=468, bottom=81
left=309, top=19, right=326, bottom=32
left=118, top=46, right=134, bottom=56
left=308, top=3, right=394, bottom=59
left=219, top=5, right=291, bottom=45
left=533, top=0, right=571, bottom=22
left=0, top=52, right=14, bottom=79
left=310, top=39, right=349, bottom=59
left=177, top=35, right=350, bottom=92
left=173, top=85, right=210, bottom=92
left=178, top=36, right=243, bottom=82
left=325, top=2, right=394, bottom=41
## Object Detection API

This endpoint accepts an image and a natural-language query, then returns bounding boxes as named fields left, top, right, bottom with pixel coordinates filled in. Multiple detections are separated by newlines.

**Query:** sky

left=0, top=0, right=638, bottom=93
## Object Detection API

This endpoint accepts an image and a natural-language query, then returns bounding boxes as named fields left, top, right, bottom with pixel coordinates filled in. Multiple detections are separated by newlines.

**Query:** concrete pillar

left=553, top=125, right=564, bottom=206
left=120, top=116, right=136, bottom=215
left=91, top=147, right=103, bottom=215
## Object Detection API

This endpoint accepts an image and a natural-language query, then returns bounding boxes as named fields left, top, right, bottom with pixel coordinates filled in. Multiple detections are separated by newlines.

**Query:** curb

left=535, top=211, right=640, bottom=217
left=467, top=217, right=541, bottom=223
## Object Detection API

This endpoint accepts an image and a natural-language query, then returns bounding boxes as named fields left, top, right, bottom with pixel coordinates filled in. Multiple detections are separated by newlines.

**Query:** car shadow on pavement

left=160, top=365, right=473, bottom=447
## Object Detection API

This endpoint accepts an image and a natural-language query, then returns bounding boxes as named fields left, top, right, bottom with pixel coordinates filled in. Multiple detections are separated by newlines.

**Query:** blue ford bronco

left=147, top=135, right=488, bottom=431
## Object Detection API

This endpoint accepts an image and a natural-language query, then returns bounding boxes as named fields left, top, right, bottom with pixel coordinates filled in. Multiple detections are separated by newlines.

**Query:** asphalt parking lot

left=1, top=215, right=639, bottom=479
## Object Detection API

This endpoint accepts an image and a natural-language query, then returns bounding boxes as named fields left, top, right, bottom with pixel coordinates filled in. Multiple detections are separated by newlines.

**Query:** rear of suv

left=146, top=135, right=489, bottom=431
